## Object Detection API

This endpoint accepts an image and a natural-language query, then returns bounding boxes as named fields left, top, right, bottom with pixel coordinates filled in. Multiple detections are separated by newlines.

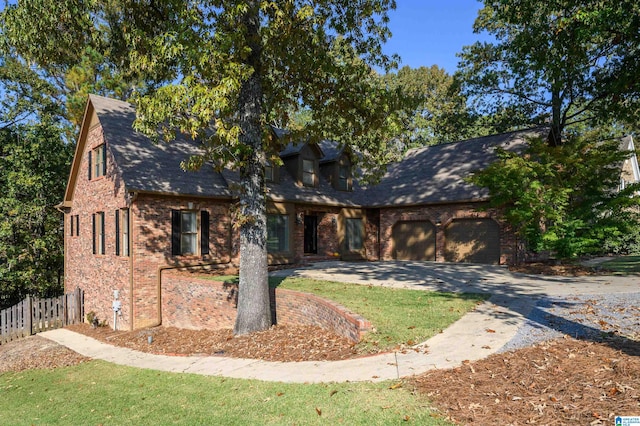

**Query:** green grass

left=271, top=277, right=487, bottom=352
left=600, top=255, right=640, bottom=273
left=0, top=362, right=451, bottom=425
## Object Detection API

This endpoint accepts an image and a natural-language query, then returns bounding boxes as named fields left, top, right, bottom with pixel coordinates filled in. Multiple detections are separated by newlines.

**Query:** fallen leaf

left=486, top=329, right=496, bottom=333
left=403, top=415, right=411, bottom=421
left=389, top=382, right=403, bottom=390
left=330, top=390, right=338, bottom=397
left=276, top=392, right=284, bottom=397
left=315, top=407, right=322, bottom=416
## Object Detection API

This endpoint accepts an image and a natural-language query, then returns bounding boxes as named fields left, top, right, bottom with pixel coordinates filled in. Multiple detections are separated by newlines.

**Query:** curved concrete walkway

left=41, top=261, right=638, bottom=383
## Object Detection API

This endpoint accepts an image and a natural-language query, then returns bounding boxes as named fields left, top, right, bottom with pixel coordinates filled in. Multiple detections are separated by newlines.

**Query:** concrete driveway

left=271, top=260, right=638, bottom=298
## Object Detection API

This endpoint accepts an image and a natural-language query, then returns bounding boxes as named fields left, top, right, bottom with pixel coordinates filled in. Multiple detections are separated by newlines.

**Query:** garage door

left=444, top=218, right=500, bottom=264
left=391, top=221, right=436, bottom=261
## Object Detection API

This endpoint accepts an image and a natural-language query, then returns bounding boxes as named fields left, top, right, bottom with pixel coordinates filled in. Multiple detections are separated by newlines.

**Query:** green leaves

left=458, top=0, right=640, bottom=143
left=0, top=124, right=73, bottom=308
left=470, top=132, right=640, bottom=258
left=384, top=65, right=475, bottom=147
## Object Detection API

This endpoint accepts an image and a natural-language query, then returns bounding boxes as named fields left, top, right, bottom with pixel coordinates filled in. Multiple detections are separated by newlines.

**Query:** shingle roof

left=88, top=95, right=549, bottom=207
left=317, top=140, right=344, bottom=163
left=90, top=95, right=231, bottom=198
left=364, top=127, right=549, bottom=207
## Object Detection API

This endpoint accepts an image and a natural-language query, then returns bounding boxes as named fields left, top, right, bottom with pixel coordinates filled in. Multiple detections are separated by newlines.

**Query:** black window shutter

left=70, top=215, right=74, bottom=236
left=92, top=213, right=96, bottom=254
left=88, top=152, right=92, bottom=180
left=171, top=210, right=181, bottom=255
left=201, top=210, right=210, bottom=255
left=101, top=145, right=107, bottom=176
left=115, top=210, right=120, bottom=256
left=76, top=215, right=79, bottom=236
left=100, top=212, right=105, bottom=254
left=123, top=211, right=129, bottom=256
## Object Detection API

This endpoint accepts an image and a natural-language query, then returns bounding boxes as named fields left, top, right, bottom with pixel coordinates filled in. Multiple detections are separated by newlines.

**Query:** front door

left=304, top=215, right=318, bottom=254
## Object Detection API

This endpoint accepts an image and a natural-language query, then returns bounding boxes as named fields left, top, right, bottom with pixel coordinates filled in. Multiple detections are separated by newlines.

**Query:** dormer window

left=302, top=159, right=315, bottom=186
left=265, top=161, right=274, bottom=182
left=338, top=164, right=351, bottom=191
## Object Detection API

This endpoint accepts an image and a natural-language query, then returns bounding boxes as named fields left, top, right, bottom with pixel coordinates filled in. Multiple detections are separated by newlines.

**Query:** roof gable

left=63, top=95, right=231, bottom=205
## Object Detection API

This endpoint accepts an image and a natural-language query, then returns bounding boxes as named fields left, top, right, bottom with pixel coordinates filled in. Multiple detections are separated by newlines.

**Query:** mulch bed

left=0, top=335, right=88, bottom=373
left=407, top=337, right=640, bottom=425
left=509, top=262, right=603, bottom=276
left=66, top=323, right=359, bottom=362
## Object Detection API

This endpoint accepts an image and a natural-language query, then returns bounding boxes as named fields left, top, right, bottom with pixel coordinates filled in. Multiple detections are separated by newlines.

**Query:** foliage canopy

left=458, top=0, right=640, bottom=145
left=470, top=132, right=640, bottom=258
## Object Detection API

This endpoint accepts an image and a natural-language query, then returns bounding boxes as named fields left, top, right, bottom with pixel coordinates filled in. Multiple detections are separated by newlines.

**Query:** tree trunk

left=547, top=87, right=563, bottom=147
left=233, top=2, right=271, bottom=336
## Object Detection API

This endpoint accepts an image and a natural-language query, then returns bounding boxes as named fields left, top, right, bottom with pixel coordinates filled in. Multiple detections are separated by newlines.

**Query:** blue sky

left=383, top=0, right=487, bottom=73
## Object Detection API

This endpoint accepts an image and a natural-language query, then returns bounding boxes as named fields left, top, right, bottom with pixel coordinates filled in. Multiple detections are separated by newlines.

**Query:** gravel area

left=501, top=292, right=640, bottom=352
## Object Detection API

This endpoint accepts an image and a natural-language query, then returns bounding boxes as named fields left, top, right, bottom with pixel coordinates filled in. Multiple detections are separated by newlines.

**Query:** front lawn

left=207, top=275, right=486, bottom=352
left=0, top=361, right=451, bottom=425
left=272, top=277, right=486, bottom=352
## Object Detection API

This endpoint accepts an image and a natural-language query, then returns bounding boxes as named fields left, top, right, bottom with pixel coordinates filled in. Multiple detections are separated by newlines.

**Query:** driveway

left=271, top=260, right=638, bottom=297
left=273, top=260, right=639, bottom=358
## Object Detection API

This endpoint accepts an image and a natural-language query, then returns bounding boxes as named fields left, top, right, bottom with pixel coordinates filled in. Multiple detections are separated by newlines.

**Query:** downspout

left=152, top=260, right=232, bottom=328
left=128, top=191, right=138, bottom=331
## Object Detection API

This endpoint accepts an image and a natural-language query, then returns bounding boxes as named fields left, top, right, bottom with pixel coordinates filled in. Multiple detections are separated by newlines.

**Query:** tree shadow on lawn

left=270, top=261, right=640, bottom=357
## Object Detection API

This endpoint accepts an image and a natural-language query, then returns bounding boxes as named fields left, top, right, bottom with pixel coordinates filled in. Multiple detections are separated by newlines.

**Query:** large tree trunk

left=547, top=87, right=563, bottom=147
left=233, top=1, right=271, bottom=336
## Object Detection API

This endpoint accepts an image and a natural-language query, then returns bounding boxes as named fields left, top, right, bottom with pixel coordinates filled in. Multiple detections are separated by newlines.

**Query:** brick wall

left=161, top=272, right=371, bottom=343
left=293, top=206, right=343, bottom=262
left=130, top=194, right=235, bottom=329
left=161, top=271, right=237, bottom=329
left=64, top=124, right=132, bottom=330
left=380, top=203, right=516, bottom=265
left=271, top=288, right=371, bottom=342
left=64, top=122, right=237, bottom=331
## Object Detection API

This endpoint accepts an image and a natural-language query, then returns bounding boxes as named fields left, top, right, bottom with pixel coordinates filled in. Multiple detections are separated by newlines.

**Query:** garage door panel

left=444, top=219, right=500, bottom=264
left=392, top=221, right=436, bottom=261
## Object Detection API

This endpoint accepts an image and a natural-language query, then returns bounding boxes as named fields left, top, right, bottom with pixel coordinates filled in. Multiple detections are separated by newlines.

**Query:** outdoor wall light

left=296, top=212, right=304, bottom=225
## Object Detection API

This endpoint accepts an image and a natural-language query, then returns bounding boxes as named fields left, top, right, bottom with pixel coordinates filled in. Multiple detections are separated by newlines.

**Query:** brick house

left=58, top=95, right=551, bottom=330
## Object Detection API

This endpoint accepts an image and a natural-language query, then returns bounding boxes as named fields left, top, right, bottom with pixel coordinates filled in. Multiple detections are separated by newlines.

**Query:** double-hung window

left=92, top=212, right=105, bottom=255
left=338, top=165, right=351, bottom=191
left=115, top=209, right=129, bottom=256
left=171, top=210, right=210, bottom=256
left=181, top=211, right=197, bottom=255
left=302, top=159, right=315, bottom=186
left=265, top=161, right=274, bottom=182
left=88, top=145, right=106, bottom=180
left=267, top=214, right=290, bottom=253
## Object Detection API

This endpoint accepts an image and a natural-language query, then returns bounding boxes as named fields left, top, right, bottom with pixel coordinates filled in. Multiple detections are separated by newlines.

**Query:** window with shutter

left=171, top=209, right=206, bottom=256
